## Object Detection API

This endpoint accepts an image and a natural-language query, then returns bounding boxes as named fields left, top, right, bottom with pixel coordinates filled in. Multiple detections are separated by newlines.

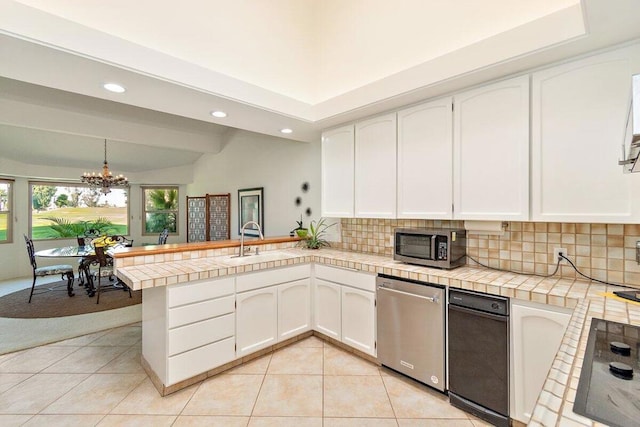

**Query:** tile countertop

left=114, top=247, right=640, bottom=427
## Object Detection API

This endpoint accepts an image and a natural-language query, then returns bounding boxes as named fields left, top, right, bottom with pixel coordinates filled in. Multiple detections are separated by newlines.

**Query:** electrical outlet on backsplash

left=336, top=218, right=640, bottom=288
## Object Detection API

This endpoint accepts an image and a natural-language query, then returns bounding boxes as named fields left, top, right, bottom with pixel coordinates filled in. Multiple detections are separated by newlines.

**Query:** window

left=142, top=186, right=178, bottom=234
left=0, top=179, right=13, bottom=243
left=30, top=182, right=129, bottom=240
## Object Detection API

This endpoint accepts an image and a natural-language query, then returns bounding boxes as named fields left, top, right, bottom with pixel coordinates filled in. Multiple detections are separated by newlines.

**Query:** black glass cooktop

left=574, top=318, right=640, bottom=427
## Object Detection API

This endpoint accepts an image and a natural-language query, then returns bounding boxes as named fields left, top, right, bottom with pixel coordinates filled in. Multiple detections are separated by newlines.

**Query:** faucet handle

left=243, top=246, right=251, bottom=254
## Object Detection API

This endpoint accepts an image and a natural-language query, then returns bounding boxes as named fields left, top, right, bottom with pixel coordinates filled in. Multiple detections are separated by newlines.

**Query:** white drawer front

left=236, top=264, right=310, bottom=293
left=168, top=295, right=235, bottom=329
left=314, top=264, right=375, bottom=292
left=167, top=336, right=235, bottom=385
left=168, top=277, right=234, bottom=308
left=168, top=313, right=234, bottom=356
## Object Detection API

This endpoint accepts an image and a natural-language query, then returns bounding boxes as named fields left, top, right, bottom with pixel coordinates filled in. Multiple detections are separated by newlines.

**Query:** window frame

left=28, top=180, right=130, bottom=241
left=141, top=185, right=179, bottom=236
left=0, top=178, right=14, bottom=244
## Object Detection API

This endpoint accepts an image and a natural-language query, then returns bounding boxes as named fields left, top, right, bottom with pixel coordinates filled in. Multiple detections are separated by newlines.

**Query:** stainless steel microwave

left=394, top=228, right=466, bottom=269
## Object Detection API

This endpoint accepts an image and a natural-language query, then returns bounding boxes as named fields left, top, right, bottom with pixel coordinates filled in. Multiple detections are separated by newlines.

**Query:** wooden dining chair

left=24, top=235, right=75, bottom=303
left=92, top=246, right=131, bottom=304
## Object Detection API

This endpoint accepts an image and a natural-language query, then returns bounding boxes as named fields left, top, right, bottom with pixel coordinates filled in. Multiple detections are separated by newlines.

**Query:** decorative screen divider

left=208, top=194, right=230, bottom=240
left=186, top=193, right=230, bottom=242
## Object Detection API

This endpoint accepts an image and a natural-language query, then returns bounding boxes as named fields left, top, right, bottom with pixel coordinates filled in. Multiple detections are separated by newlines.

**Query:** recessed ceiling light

left=103, top=83, right=126, bottom=93
left=210, top=111, right=227, bottom=118
left=280, top=128, right=293, bottom=134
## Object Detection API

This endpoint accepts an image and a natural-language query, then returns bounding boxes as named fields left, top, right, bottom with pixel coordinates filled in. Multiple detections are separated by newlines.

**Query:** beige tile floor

left=0, top=324, right=492, bottom=426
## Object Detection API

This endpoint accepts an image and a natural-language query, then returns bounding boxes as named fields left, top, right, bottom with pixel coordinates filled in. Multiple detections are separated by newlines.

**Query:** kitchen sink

left=216, top=250, right=298, bottom=266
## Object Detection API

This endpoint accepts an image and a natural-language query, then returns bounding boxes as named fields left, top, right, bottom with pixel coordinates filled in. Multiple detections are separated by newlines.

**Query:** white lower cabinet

left=143, top=262, right=379, bottom=391
left=341, top=286, right=376, bottom=355
left=278, top=278, right=311, bottom=341
left=313, top=265, right=376, bottom=356
left=313, top=278, right=342, bottom=340
left=510, top=299, right=572, bottom=424
left=167, top=337, right=235, bottom=385
left=143, top=276, right=236, bottom=387
left=236, top=286, right=278, bottom=357
left=236, top=264, right=312, bottom=357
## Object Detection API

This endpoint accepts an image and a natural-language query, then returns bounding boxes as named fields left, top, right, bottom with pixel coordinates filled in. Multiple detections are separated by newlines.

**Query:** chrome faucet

left=239, top=221, right=264, bottom=257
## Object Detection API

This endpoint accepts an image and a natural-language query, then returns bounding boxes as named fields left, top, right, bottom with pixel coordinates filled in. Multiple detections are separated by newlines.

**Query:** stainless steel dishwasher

left=376, top=274, right=446, bottom=391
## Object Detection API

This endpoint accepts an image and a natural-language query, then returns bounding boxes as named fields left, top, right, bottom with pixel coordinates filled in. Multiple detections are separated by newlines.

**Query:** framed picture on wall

left=238, top=187, right=264, bottom=236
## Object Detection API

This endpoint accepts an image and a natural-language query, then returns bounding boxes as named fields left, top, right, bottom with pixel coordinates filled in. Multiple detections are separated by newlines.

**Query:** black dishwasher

left=448, top=289, right=509, bottom=427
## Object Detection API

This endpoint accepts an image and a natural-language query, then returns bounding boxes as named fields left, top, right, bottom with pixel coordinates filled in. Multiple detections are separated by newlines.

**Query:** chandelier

left=80, top=139, right=128, bottom=194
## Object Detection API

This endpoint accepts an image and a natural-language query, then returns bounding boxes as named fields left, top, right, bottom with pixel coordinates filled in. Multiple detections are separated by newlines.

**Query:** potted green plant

left=292, top=216, right=308, bottom=238
left=303, top=218, right=335, bottom=249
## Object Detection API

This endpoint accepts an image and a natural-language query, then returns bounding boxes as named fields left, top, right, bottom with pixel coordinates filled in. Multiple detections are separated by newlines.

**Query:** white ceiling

left=1, top=0, right=640, bottom=173
left=8, top=0, right=579, bottom=104
left=0, top=124, right=203, bottom=172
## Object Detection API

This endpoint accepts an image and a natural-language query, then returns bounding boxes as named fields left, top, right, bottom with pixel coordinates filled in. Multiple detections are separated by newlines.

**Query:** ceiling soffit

left=1, top=1, right=640, bottom=141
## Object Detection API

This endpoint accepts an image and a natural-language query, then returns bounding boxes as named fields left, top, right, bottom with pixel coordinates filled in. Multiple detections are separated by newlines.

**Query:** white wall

left=189, top=130, right=321, bottom=239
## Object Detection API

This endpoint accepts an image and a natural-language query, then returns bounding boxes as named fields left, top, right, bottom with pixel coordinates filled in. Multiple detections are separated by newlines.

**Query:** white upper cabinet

left=397, top=98, right=453, bottom=219
left=453, top=75, right=530, bottom=220
left=531, top=46, right=640, bottom=223
left=321, top=125, right=355, bottom=217
left=355, top=113, right=397, bottom=218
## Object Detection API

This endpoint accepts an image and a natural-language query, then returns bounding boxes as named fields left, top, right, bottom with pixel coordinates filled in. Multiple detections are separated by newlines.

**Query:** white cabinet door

left=341, top=286, right=376, bottom=356
left=511, top=300, right=571, bottom=424
left=531, top=46, right=640, bottom=223
left=397, top=97, right=453, bottom=219
left=321, top=125, right=355, bottom=217
left=453, top=75, right=530, bottom=220
left=313, top=278, right=341, bottom=340
left=355, top=113, right=397, bottom=218
left=236, top=287, right=278, bottom=357
left=278, top=278, right=311, bottom=341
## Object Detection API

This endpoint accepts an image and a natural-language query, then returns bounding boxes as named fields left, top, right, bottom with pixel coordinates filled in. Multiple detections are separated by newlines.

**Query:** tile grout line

left=322, top=341, right=325, bottom=427
left=378, top=368, right=399, bottom=426
left=171, top=378, right=206, bottom=426
left=37, top=327, right=145, bottom=421
left=248, top=352, right=272, bottom=421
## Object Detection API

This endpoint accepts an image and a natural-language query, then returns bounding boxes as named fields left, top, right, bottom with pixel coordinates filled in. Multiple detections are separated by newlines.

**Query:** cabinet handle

left=377, top=285, right=438, bottom=303
left=329, top=265, right=359, bottom=272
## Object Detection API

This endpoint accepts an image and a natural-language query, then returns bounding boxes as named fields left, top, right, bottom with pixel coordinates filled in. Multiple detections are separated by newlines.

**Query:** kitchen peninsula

left=113, top=238, right=640, bottom=427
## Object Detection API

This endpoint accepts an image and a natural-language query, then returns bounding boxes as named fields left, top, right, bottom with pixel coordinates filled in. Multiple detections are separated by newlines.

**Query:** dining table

left=35, top=245, right=121, bottom=296
left=34, top=245, right=95, bottom=259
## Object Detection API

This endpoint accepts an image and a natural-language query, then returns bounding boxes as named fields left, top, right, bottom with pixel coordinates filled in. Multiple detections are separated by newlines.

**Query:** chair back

left=93, top=245, right=111, bottom=268
left=24, top=235, right=37, bottom=270
left=112, top=235, right=134, bottom=247
left=158, top=228, right=169, bottom=245
left=84, top=229, right=100, bottom=238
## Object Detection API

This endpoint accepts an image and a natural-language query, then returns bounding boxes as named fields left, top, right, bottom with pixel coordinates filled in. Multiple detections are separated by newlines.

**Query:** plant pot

left=296, top=229, right=308, bottom=238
